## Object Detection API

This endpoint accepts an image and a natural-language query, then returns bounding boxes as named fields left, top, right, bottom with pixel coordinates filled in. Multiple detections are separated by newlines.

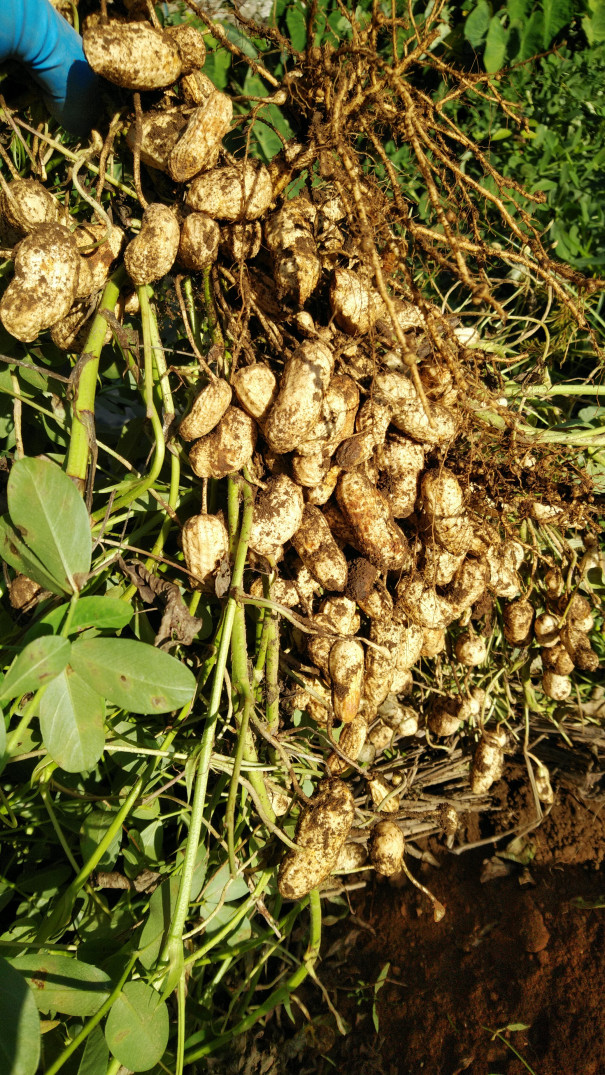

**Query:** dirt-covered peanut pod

left=541, top=671, right=572, bottom=701
left=485, top=542, right=523, bottom=599
left=263, top=339, right=335, bottom=453
left=416, top=626, right=444, bottom=659
left=543, top=566, right=563, bottom=598
left=0, top=179, right=59, bottom=235
left=291, top=452, right=331, bottom=488
left=446, top=558, right=490, bottom=617
left=378, top=695, right=419, bottom=737
left=396, top=576, right=455, bottom=631
left=163, top=23, right=206, bottom=73
left=565, top=594, right=595, bottom=634
left=368, top=774, right=400, bottom=813
left=421, top=468, right=465, bottom=519
left=277, top=777, right=355, bottom=900
left=346, top=559, right=394, bottom=621
left=306, top=465, right=342, bottom=506
left=291, top=504, right=348, bottom=591
left=178, top=213, right=220, bottom=271
left=51, top=299, right=110, bottom=353
left=368, top=720, right=394, bottom=752
left=542, top=642, right=574, bottom=676
left=329, top=639, right=365, bottom=724
left=422, top=544, right=465, bottom=587
left=295, top=376, right=360, bottom=458
left=189, top=406, right=257, bottom=479
left=534, top=762, right=554, bottom=805
left=330, top=267, right=386, bottom=335
left=455, top=631, right=487, bottom=666
left=126, top=109, right=188, bottom=172
left=179, top=378, right=232, bottom=441
left=168, top=93, right=233, bottom=182
left=264, top=197, right=321, bottom=305
left=336, top=472, right=409, bottom=573
left=336, top=399, right=392, bottom=470
left=83, top=21, right=183, bottom=90
left=182, top=513, right=229, bottom=589
left=327, top=714, right=368, bottom=773
left=503, top=600, right=534, bottom=646
left=249, top=574, right=299, bottom=609
left=124, top=204, right=180, bottom=286
left=248, top=475, right=304, bottom=558
left=186, top=161, right=273, bottom=221
left=362, top=619, right=403, bottom=712
left=285, top=675, right=331, bottom=725
left=74, top=223, right=124, bottom=296
left=220, top=221, right=262, bottom=261
left=560, top=625, right=599, bottom=672
left=369, top=820, right=405, bottom=876
left=395, top=625, right=425, bottom=671
left=534, top=612, right=559, bottom=647
left=427, top=697, right=464, bottom=738
left=390, top=392, right=458, bottom=447
left=376, top=436, right=425, bottom=518
left=231, top=362, right=278, bottom=427
left=470, top=731, right=505, bottom=794
left=8, top=573, right=41, bottom=610
left=0, top=223, right=79, bottom=342
left=334, top=842, right=369, bottom=873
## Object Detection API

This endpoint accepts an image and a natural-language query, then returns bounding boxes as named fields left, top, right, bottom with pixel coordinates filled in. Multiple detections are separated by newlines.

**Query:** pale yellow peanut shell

left=50, top=299, right=112, bottom=353
left=188, top=406, right=257, bottom=479
left=503, top=600, right=534, bottom=645
left=182, top=513, right=229, bottom=588
left=374, top=371, right=418, bottom=410
left=327, top=715, right=368, bottom=773
left=336, top=471, right=409, bottom=573
left=391, top=395, right=458, bottom=447
left=263, top=339, right=335, bottom=454
left=330, top=267, right=385, bottom=335
left=277, top=778, right=355, bottom=900
left=346, top=560, right=393, bottom=621
left=542, top=671, right=572, bottom=700
left=231, top=362, right=278, bottom=424
left=169, top=93, right=233, bottom=183
left=0, top=179, right=58, bottom=235
left=291, top=504, right=348, bottom=592
left=186, top=161, right=273, bottom=221
left=220, top=221, right=262, bottom=261
left=368, top=774, right=400, bottom=813
left=329, top=639, right=365, bottom=724
left=296, top=375, right=359, bottom=458
left=179, top=378, right=232, bottom=441
left=396, top=576, right=455, bottom=630
left=379, top=697, right=419, bottom=736
left=376, top=436, right=424, bottom=518
left=0, top=223, right=79, bottom=342
left=292, top=451, right=331, bottom=488
left=164, top=24, right=206, bottom=73
left=249, top=574, right=299, bottom=609
left=83, top=22, right=182, bottom=90
left=420, top=626, right=446, bottom=658
left=126, top=109, right=188, bottom=172
left=542, top=642, right=574, bottom=676
left=470, top=735, right=504, bottom=794
left=428, top=698, right=463, bottom=737
left=334, top=842, right=369, bottom=873
left=336, top=399, right=392, bottom=470
left=534, top=612, right=559, bottom=647
left=566, top=594, right=594, bottom=634
left=396, top=624, right=425, bottom=670
left=248, top=474, right=304, bottom=558
left=265, top=199, right=320, bottom=305
left=181, top=70, right=217, bottom=106
left=421, top=468, right=464, bottom=519
left=369, top=820, right=405, bottom=876
left=75, top=222, right=124, bottom=295
left=455, top=632, right=487, bottom=666
left=446, top=558, right=490, bottom=615
left=178, top=212, right=220, bottom=271
left=319, top=595, right=359, bottom=635
left=306, top=465, right=341, bottom=505
left=124, top=203, right=180, bottom=286
left=560, top=625, right=599, bottom=672
left=422, top=544, right=465, bottom=587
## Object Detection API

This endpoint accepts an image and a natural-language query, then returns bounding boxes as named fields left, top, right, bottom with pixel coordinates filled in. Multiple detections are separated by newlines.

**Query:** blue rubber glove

left=0, top=0, right=100, bottom=136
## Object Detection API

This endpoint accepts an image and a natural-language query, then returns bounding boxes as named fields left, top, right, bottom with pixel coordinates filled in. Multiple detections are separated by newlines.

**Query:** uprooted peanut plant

left=0, top=0, right=604, bottom=1071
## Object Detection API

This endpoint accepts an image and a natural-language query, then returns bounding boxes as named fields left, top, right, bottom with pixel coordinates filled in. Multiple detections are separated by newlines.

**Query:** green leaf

left=0, top=956, right=40, bottom=1075
left=0, top=516, right=69, bottom=596
left=285, top=2, right=307, bottom=50
left=584, top=0, right=605, bottom=42
left=7, top=457, right=92, bottom=594
left=464, top=0, right=492, bottom=48
left=483, top=15, right=509, bottom=71
left=0, top=710, right=6, bottom=776
left=199, top=863, right=249, bottom=910
left=542, top=0, right=573, bottom=47
left=80, top=808, right=122, bottom=871
left=70, top=638, right=196, bottom=714
left=77, top=1027, right=109, bottom=1075
left=35, top=597, right=134, bottom=636
left=39, top=669, right=105, bottom=773
left=202, top=43, right=232, bottom=90
left=105, top=981, right=169, bottom=1071
left=517, top=9, right=545, bottom=60
left=0, top=636, right=70, bottom=702
left=9, top=953, right=110, bottom=1016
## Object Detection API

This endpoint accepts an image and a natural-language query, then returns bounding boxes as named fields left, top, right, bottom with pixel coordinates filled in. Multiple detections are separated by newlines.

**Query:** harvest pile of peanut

left=0, top=8, right=600, bottom=907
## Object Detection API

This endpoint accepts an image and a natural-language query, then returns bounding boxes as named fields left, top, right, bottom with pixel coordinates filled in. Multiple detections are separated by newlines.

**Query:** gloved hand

left=0, top=0, right=100, bottom=136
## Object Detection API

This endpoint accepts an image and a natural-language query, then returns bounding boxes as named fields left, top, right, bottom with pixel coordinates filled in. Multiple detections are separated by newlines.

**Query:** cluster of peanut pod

left=0, top=7, right=600, bottom=901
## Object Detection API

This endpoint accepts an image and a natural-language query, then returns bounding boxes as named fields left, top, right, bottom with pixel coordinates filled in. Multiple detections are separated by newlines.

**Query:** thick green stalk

left=183, top=889, right=322, bottom=1063
left=66, top=267, right=126, bottom=490
left=157, top=480, right=255, bottom=976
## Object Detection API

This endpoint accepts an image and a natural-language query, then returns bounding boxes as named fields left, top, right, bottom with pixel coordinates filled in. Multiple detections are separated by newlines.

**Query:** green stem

left=157, top=480, right=255, bottom=973
left=67, top=777, right=144, bottom=896
left=504, top=382, right=605, bottom=399
left=44, top=954, right=138, bottom=1075
left=183, top=275, right=204, bottom=356
left=6, top=687, right=47, bottom=757
left=183, top=888, right=322, bottom=1063
left=65, top=267, right=126, bottom=490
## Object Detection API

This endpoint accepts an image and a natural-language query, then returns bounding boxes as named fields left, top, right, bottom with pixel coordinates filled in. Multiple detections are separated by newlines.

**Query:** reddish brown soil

left=310, top=783, right=605, bottom=1075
